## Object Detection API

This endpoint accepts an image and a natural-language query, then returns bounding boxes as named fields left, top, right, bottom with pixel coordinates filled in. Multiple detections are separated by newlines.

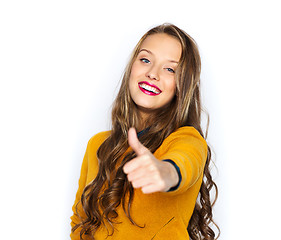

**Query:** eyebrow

left=139, top=48, right=179, bottom=64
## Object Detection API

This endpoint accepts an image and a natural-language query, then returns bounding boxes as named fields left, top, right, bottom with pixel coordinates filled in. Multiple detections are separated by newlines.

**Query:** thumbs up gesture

left=123, top=128, right=179, bottom=194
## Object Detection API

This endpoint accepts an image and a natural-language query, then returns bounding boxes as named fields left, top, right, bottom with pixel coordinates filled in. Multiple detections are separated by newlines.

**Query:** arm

left=123, top=128, right=179, bottom=193
left=70, top=131, right=110, bottom=239
left=158, top=127, right=208, bottom=195
left=123, top=127, right=207, bottom=195
left=70, top=148, right=88, bottom=239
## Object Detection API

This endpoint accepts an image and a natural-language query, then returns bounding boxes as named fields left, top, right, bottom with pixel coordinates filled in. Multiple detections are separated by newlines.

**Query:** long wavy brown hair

left=72, top=23, right=219, bottom=239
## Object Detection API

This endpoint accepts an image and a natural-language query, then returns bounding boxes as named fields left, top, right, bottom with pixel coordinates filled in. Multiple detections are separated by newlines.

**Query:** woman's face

left=129, top=33, right=182, bottom=119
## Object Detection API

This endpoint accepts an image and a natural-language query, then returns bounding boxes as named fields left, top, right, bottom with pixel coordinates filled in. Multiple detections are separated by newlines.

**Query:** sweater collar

left=137, top=127, right=150, bottom=138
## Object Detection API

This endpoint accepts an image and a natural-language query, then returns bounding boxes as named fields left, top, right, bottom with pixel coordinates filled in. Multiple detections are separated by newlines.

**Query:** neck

left=136, top=106, right=156, bottom=130
left=136, top=116, right=148, bottom=131
left=136, top=105, right=168, bottom=131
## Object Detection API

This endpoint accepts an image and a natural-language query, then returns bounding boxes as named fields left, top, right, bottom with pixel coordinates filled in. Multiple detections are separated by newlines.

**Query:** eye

left=166, top=68, right=175, bottom=73
left=140, top=58, right=150, bottom=64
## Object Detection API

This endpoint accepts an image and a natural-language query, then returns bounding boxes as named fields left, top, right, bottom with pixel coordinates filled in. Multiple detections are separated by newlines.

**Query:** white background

left=1, top=0, right=280, bottom=239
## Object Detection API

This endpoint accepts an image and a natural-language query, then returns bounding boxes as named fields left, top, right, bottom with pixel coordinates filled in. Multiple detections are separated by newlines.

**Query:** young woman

left=70, top=23, right=219, bottom=240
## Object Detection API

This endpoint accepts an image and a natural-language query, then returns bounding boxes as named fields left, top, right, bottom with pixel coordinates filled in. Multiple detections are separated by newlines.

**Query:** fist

left=123, top=128, right=179, bottom=194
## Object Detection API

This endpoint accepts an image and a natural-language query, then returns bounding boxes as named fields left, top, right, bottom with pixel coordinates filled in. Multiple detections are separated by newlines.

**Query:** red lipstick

left=138, top=81, right=162, bottom=96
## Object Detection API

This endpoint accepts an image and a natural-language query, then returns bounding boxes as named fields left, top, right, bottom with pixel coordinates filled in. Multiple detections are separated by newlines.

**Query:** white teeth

left=140, top=83, right=160, bottom=94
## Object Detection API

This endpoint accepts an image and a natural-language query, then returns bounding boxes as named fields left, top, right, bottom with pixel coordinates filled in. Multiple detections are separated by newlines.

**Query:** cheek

left=166, top=79, right=177, bottom=96
left=128, top=78, right=134, bottom=95
left=128, top=75, right=137, bottom=97
left=130, top=62, right=139, bottom=78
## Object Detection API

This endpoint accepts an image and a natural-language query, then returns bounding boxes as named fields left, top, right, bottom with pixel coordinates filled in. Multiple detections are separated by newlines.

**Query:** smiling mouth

left=138, top=81, right=162, bottom=95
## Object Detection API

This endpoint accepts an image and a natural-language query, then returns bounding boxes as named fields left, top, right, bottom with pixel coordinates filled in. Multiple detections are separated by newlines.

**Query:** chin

left=135, top=104, right=157, bottom=112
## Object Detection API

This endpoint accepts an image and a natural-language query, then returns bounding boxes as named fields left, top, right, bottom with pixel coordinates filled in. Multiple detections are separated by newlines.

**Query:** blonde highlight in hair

left=72, top=23, right=219, bottom=239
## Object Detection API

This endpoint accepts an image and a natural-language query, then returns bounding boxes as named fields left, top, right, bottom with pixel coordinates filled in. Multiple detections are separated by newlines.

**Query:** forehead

left=139, top=33, right=182, bottom=61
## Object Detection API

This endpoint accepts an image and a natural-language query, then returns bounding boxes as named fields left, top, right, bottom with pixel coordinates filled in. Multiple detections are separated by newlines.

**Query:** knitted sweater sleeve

left=70, top=144, right=89, bottom=240
left=157, top=127, right=208, bottom=195
left=70, top=131, right=110, bottom=240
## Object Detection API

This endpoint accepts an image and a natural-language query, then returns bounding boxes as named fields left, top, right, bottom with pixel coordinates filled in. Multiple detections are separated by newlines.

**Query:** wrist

left=162, top=159, right=181, bottom=191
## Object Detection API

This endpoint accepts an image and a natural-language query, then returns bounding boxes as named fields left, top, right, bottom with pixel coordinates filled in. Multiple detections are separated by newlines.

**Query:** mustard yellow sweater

left=70, top=126, right=207, bottom=239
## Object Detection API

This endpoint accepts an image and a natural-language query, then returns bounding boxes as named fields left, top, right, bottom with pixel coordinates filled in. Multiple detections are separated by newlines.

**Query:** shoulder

left=157, top=126, right=208, bottom=156
left=87, top=130, right=111, bottom=150
left=165, top=126, right=207, bottom=147
left=156, top=126, right=207, bottom=159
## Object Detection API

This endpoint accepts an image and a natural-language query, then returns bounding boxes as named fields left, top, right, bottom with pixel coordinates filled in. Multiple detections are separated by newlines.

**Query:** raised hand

left=123, top=128, right=179, bottom=194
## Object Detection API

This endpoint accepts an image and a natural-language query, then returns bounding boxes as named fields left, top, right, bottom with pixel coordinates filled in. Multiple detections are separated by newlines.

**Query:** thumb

left=128, top=128, right=148, bottom=156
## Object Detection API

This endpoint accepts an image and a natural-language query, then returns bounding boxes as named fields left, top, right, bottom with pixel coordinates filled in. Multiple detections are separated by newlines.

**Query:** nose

left=145, top=66, right=159, bottom=81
